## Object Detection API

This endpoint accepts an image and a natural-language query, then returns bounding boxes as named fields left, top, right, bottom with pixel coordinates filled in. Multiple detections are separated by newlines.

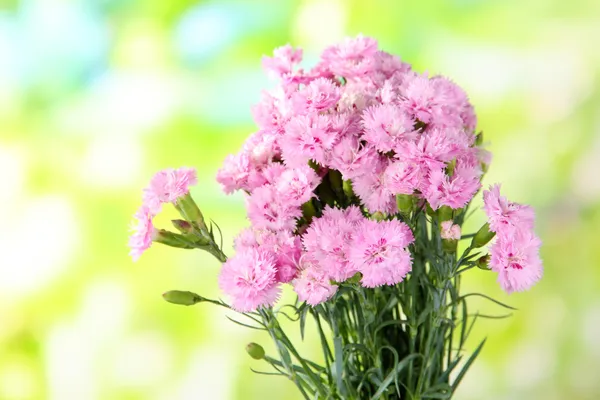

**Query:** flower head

left=489, top=230, right=543, bottom=293
left=128, top=206, right=158, bottom=261
left=293, top=257, right=338, bottom=306
left=218, top=248, right=281, bottom=312
left=483, top=184, right=535, bottom=234
left=440, top=220, right=461, bottom=240
left=349, top=219, right=414, bottom=287
left=143, top=167, right=197, bottom=213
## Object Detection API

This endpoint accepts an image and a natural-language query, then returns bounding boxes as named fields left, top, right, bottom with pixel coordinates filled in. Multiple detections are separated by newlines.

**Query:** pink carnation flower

left=293, top=257, right=338, bottom=306
left=440, top=220, right=461, bottom=240
left=143, top=167, right=197, bottom=213
left=275, top=165, right=321, bottom=206
left=349, top=219, right=414, bottom=288
left=247, top=185, right=302, bottom=231
left=321, top=35, right=379, bottom=77
left=218, top=248, right=281, bottom=312
left=489, top=230, right=543, bottom=293
left=216, top=153, right=251, bottom=194
left=302, top=206, right=364, bottom=282
left=483, top=184, right=535, bottom=234
left=128, top=206, right=158, bottom=261
left=352, top=157, right=397, bottom=214
left=362, top=103, right=416, bottom=152
left=383, top=160, right=421, bottom=195
left=261, top=44, right=303, bottom=79
left=424, top=166, right=481, bottom=210
left=292, top=77, right=341, bottom=113
left=280, top=114, right=337, bottom=167
left=329, top=135, right=378, bottom=180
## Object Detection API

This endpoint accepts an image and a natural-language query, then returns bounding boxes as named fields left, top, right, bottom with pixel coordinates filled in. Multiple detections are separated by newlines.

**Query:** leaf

left=371, top=354, right=421, bottom=400
left=225, top=316, right=265, bottom=331
left=460, top=293, right=517, bottom=310
left=451, top=338, right=486, bottom=394
left=333, top=336, right=346, bottom=397
left=422, top=383, right=452, bottom=399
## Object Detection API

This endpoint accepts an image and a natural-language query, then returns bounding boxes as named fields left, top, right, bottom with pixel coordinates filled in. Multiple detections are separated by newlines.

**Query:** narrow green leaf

left=371, top=354, right=421, bottom=400
left=451, top=339, right=486, bottom=394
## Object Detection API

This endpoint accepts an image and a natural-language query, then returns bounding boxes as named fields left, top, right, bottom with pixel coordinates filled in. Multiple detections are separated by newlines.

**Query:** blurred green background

left=1, top=0, right=599, bottom=399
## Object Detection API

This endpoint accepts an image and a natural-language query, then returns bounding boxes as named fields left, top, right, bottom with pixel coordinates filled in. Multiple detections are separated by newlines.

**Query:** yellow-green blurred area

left=1, top=0, right=599, bottom=398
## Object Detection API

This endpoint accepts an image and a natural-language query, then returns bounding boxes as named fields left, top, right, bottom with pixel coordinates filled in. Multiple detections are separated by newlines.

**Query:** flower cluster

left=483, top=184, right=543, bottom=293
left=131, top=36, right=543, bottom=312
left=215, top=35, right=493, bottom=312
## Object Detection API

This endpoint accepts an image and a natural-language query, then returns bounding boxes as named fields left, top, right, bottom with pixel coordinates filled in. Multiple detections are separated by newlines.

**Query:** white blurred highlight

left=82, top=137, right=144, bottom=189
left=293, top=0, right=347, bottom=52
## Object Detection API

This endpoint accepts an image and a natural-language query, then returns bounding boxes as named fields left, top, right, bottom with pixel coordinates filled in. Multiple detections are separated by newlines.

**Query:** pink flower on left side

left=129, top=167, right=198, bottom=261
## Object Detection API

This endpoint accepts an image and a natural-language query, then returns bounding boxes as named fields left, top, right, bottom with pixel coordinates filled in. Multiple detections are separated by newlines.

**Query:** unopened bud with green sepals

left=471, top=222, right=496, bottom=248
left=162, top=290, right=203, bottom=306
left=246, top=343, right=265, bottom=360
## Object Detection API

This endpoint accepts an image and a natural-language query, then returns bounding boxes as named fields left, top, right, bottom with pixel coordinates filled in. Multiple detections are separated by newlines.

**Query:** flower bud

left=471, top=222, right=496, bottom=248
left=171, top=219, right=193, bottom=234
left=175, top=192, right=206, bottom=230
left=246, top=342, right=265, bottom=360
left=162, top=290, right=203, bottom=306
left=445, top=159, right=457, bottom=177
left=438, top=205, right=453, bottom=223
left=442, top=239, right=458, bottom=253
left=301, top=199, right=316, bottom=222
left=155, top=230, right=195, bottom=248
left=477, top=255, right=491, bottom=270
left=343, top=180, right=356, bottom=200
left=396, top=194, right=414, bottom=214
left=371, top=212, right=385, bottom=221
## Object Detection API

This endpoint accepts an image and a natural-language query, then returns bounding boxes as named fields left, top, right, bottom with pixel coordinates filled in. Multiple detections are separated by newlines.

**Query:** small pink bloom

left=216, top=153, right=251, bottom=194
left=280, top=114, right=337, bottom=167
left=302, top=206, right=365, bottom=282
left=440, top=220, right=461, bottom=240
left=292, top=77, right=341, bottom=113
left=262, top=44, right=303, bottom=79
left=352, top=157, right=397, bottom=214
left=329, top=135, right=378, bottom=180
left=143, top=167, right=197, bottom=213
left=362, top=103, right=416, bottom=152
left=424, top=166, right=481, bottom=210
left=218, top=248, right=281, bottom=312
left=383, top=160, right=421, bottom=195
left=483, top=184, right=535, bottom=234
left=247, top=185, right=302, bottom=231
left=275, top=165, right=321, bottom=206
left=349, top=219, right=414, bottom=288
left=293, top=257, right=338, bottom=306
left=128, top=206, right=158, bottom=261
left=489, top=230, right=543, bottom=293
left=321, top=35, right=379, bottom=77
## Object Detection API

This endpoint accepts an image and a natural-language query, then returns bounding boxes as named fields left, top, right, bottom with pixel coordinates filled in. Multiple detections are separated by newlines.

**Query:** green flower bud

left=445, top=159, right=457, bottom=177
left=475, top=132, right=483, bottom=146
left=371, top=212, right=385, bottom=221
left=171, top=219, right=193, bottom=234
left=477, top=255, right=491, bottom=270
left=162, top=290, right=203, bottom=306
left=155, top=230, right=195, bottom=248
left=438, top=205, right=453, bottom=223
left=343, top=179, right=356, bottom=200
left=246, top=343, right=265, bottom=360
left=471, top=222, right=496, bottom=248
left=175, top=192, right=206, bottom=230
left=301, top=199, right=317, bottom=223
left=396, top=194, right=414, bottom=214
left=442, top=239, right=458, bottom=253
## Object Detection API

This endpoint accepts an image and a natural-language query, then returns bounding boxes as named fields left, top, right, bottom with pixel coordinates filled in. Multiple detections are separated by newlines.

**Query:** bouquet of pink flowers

left=129, top=36, right=543, bottom=399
